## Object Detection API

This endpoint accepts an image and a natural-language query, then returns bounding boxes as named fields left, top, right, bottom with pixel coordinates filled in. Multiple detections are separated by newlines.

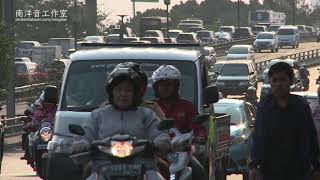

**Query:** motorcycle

left=33, top=121, right=53, bottom=179
left=69, top=124, right=157, bottom=180
left=167, top=128, right=193, bottom=180
left=159, top=115, right=209, bottom=180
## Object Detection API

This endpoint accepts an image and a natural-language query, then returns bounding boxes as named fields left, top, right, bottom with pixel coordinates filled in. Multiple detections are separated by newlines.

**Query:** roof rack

left=78, top=43, right=205, bottom=53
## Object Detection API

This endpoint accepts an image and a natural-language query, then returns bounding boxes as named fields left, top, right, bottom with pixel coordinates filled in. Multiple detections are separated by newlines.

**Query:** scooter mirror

left=69, top=124, right=85, bottom=136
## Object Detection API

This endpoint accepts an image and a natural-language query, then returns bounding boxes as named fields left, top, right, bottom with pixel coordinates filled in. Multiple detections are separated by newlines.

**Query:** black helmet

left=114, top=62, right=147, bottom=86
left=106, top=66, right=143, bottom=107
left=43, top=85, right=58, bottom=104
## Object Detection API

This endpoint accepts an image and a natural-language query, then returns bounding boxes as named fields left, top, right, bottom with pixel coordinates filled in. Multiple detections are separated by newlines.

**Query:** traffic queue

left=6, top=41, right=320, bottom=180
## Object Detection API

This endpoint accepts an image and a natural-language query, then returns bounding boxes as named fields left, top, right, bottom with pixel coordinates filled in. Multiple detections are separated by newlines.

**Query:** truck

left=46, top=43, right=231, bottom=180
left=31, top=46, right=62, bottom=71
left=248, top=9, right=286, bottom=27
left=48, top=38, right=75, bottom=58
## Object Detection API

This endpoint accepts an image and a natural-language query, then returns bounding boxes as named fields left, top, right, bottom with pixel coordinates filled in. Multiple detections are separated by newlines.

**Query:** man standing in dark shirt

left=249, top=62, right=320, bottom=180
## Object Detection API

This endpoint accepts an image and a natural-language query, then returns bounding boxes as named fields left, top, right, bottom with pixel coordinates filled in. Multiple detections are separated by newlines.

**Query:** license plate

left=168, top=153, right=179, bottom=163
left=100, top=164, right=141, bottom=176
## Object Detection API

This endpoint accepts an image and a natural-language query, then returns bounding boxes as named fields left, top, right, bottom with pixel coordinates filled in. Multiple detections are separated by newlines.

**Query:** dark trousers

left=190, top=155, right=208, bottom=180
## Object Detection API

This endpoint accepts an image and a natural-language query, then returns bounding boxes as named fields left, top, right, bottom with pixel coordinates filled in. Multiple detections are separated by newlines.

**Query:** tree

left=0, top=24, right=13, bottom=91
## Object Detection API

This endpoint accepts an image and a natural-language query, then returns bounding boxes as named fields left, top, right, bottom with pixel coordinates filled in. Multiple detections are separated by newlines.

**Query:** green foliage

left=0, top=24, right=13, bottom=90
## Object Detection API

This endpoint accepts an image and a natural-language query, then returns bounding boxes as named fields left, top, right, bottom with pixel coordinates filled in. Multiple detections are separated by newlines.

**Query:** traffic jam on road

left=2, top=1, right=320, bottom=180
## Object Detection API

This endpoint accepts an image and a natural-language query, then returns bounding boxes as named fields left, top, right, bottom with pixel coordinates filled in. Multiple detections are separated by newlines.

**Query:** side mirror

left=157, top=119, right=175, bottom=131
left=203, top=85, right=219, bottom=104
left=225, top=51, right=229, bottom=54
left=69, top=124, right=85, bottom=136
left=193, top=114, right=210, bottom=124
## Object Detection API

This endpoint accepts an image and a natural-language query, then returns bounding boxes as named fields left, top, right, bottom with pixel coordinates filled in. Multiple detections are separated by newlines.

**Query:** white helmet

left=152, top=65, right=181, bottom=84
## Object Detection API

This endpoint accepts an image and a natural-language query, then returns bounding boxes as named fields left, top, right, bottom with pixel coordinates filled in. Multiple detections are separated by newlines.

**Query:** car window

left=220, top=64, right=249, bottom=76
left=229, top=47, right=249, bottom=54
left=256, top=33, right=273, bottom=39
left=214, top=104, right=244, bottom=124
left=277, top=29, right=294, bottom=35
left=15, top=64, right=27, bottom=74
left=62, top=60, right=198, bottom=111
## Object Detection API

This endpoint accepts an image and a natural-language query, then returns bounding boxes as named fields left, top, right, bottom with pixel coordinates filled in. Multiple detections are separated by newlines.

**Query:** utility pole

left=292, top=0, right=296, bottom=25
left=73, top=0, right=78, bottom=50
left=132, top=0, right=136, bottom=19
left=4, top=0, right=15, bottom=118
left=237, top=0, right=240, bottom=28
left=164, top=0, right=170, bottom=41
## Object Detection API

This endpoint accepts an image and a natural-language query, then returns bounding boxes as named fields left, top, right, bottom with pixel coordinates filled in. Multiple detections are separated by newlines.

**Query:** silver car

left=253, top=32, right=279, bottom=53
left=226, top=45, right=255, bottom=62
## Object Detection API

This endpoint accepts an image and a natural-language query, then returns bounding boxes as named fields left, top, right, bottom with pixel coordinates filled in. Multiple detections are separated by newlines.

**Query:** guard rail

left=1, top=116, right=25, bottom=138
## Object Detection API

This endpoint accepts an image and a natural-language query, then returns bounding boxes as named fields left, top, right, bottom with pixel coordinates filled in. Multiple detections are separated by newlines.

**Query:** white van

left=277, top=26, right=300, bottom=49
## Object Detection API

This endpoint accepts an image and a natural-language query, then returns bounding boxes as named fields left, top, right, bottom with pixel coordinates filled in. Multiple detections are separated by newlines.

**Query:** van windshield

left=61, top=60, right=197, bottom=111
left=15, top=64, right=27, bottom=74
left=220, top=64, right=249, bottom=76
left=277, top=29, right=294, bottom=35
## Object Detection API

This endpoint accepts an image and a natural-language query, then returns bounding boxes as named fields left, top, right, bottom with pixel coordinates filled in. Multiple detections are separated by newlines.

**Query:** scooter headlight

left=99, top=140, right=133, bottom=158
left=40, top=127, right=53, bottom=142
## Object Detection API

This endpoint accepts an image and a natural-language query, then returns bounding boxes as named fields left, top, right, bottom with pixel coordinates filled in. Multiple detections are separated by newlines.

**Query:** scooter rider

left=27, top=85, right=58, bottom=128
left=152, top=65, right=207, bottom=180
left=299, top=64, right=310, bottom=91
left=244, top=86, right=258, bottom=107
left=73, top=65, right=170, bottom=180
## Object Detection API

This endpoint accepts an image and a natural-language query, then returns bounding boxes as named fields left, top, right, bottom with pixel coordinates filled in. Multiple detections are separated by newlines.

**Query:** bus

left=139, top=16, right=170, bottom=37
left=248, top=10, right=286, bottom=27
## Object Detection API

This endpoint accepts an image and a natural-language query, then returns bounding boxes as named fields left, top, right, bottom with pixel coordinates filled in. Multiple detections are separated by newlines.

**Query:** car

left=84, top=35, right=106, bottom=43
left=251, top=25, right=268, bottom=35
left=215, top=60, right=258, bottom=96
left=233, top=27, right=254, bottom=39
left=176, top=32, right=199, bottom=43
left=253, top=32, right=279, bottom=53
left=143, top=30, right=165, bottom=43
left=261, top=58, right=301, bottom=82
left=130, top=40, right=151, bottom=44
left=140, top=37, right=162, bottom=44
left=15, top=61, right=41, bottom=86
left=15, top=41, right=41, bottom=59
left=291, top=91, right=318, bottom=113
left=277, top=26, right=300, bottom=48
left=209, top=60, right=226, bottom=84
left=166, top=29, right=183, bottom=43
left=219, top=26, right=235, bottom=37
left=47, top=43, right=230, bottom=180
left=123, top=37, right=139, bottom=43
left=269, top=25, right=281, bottom=32
left=260, top=59, right=304, bottom=99
left=297, top=25, right=307, bottom=33
left=215, top=31, right=233, bottom=43
left=214, top=98, right=255, bottom=179
left=196, top=30, right=217, bottom=44
left=226, top=45, right=255, bottom=62
left=305, top=26, right=315, bottom=33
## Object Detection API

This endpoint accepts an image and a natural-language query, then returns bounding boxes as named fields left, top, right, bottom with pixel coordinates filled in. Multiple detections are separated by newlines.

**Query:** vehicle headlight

left=216, top=81, right=225, bottom=86
left=101, top=140, right=133, bottom=158
left=40, top=127, right=53, bottom=142
left=239, top=81, right=248, bottom=86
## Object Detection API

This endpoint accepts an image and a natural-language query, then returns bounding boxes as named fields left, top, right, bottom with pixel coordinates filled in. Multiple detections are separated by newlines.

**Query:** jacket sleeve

left=250, top=104, right=264, bottom=168
left=304, top=103, right=320, bottom=170
left=144, top=110, right=170, bottom=146
left=82, top=110, right=100, bottom=142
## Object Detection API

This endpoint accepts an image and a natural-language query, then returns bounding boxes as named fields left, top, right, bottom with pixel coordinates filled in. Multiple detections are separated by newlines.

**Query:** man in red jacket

left=152, top=65, right=207, bottom=180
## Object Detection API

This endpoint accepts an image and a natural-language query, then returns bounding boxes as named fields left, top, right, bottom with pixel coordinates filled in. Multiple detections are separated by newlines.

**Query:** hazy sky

left=98, top=0, right=313, bottom=22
